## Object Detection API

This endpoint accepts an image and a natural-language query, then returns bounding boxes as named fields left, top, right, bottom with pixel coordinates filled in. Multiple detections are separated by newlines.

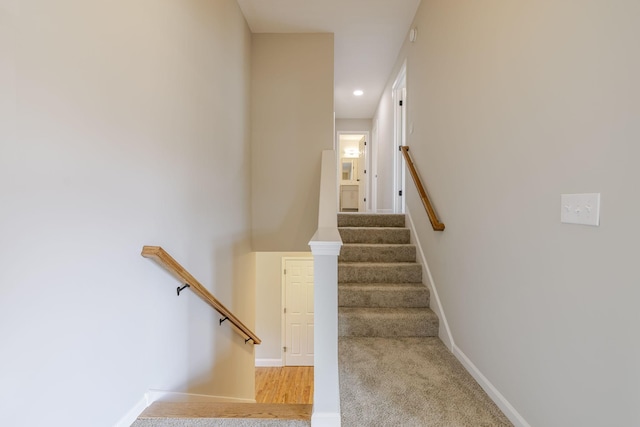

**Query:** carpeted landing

left=338, top=337, right=513, bottom=427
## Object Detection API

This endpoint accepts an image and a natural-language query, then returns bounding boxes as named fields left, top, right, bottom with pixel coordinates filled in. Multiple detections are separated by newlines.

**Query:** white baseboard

left=453, top=346, right=531, bottom=427
left=255, top=358, right=284, bottom=367
left=376, top=209, right=394, bottom=214
left=114, top=393, right=150, bottom=427
left=405, top=208, right=454, bottom=350
left=113, top=390, right=256, bottom=427
left=148, top=390, right=256, bottom=404
left=312, top=412, right=341, bottom=427
left=405, top=207, right=529, bottom=427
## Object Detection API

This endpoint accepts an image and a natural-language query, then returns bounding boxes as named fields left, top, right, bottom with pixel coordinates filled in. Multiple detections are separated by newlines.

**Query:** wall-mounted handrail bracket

left=177, top=284, right=190, bottom=296
left=245, top=338, right=254, bottom=344
left=141, top=246, right=261, bottom=345
left=219, top=316, right=229, bottom=325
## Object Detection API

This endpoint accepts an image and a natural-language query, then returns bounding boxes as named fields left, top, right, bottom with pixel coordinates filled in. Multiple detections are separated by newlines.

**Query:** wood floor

left=255, top=367, right=314, bottom=404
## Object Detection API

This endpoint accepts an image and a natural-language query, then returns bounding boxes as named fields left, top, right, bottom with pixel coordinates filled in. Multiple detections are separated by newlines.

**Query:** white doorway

left=282, top=258, right=314, bottom=366
left=337, top=132, right=370, bottom=213
left=393, top=62, right=407, bottom=214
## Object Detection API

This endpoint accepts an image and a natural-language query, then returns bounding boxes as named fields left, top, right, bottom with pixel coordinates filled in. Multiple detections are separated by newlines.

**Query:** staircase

left=337, top=213, right=439, bottom=338
left=130, top=213, right=512, bottom=426
left=336, top=213, right=513, bottom=426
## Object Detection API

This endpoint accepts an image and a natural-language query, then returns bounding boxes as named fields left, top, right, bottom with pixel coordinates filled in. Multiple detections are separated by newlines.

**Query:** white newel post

left=309, top=150, right=342, bottom=426
left=309, top=229, right=342, bottom=427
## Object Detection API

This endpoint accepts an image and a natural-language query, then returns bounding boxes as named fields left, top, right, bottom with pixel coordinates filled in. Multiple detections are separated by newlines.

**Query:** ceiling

left=236, top=0, right=421, bottom=119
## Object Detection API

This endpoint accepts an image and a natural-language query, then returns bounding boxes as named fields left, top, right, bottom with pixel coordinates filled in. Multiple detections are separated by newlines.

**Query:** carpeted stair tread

left=338, top=337, right=513, bottom=426
left=339, top=243, right=416, bottom=263
left=338, top=227, right=410, bottom=244
left=339, top=282, right=429, bottom=308
left=338, top=262, right=422, bottom=283
left=132, top=402, right=311, bottom=427
left=338, top=213, right=405, bottom=228
left=339, top=307, right=439, bottom=337
left=338, top=281, right=426, bottom=288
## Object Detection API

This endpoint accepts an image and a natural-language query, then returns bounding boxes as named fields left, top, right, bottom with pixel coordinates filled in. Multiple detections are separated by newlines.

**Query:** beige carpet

left=338, top=337, right=513, bottom=427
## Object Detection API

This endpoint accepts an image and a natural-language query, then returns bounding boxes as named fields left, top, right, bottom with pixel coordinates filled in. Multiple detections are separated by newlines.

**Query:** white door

left=358, top=136, right=367, bottom=212
left=284, top=259, right=314, bottom=366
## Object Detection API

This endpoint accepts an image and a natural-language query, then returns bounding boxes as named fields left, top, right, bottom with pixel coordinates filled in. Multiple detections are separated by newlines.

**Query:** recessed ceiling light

left=353, top=90, right=364, bottom=96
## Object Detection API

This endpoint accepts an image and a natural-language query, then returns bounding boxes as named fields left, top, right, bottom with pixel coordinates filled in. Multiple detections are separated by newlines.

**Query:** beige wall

left=0, top=0, right=255, bottom=425
left=251, top=33, right=335, bottom=251
left=376, top=1, right=640, bottom=426
left=336, top=118, right=372, bottom=139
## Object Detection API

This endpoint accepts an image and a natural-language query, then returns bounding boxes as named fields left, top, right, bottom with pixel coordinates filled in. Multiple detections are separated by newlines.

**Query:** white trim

left=405, top=207, right=454, bottom=350
left=453, top=346, right=531, bottom=427
left=312, top=411, right=342, bottom=427
left=393, top=61, right=407, bottom=214
left=317, top=151, right=339, bottom=229
left=308, top=241, right=342, bottom=256
left=113, top=390, right=256, bottom=427
left=376, top=209, right=394, bottom=214
left=255, top=358, right=284, bottom=367
left=113, top=393, right=149, bottom=427
left=147, top=390, right=256, bottom=404
left=309, top=228, right=343, bottom=256
left=371, top=119, right=379, bottom=212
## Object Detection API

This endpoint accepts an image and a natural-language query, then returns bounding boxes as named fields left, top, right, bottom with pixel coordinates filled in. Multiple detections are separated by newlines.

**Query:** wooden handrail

left=400, top=146, right=445, bottom=231
left=141, top=246, right=261, bottom=344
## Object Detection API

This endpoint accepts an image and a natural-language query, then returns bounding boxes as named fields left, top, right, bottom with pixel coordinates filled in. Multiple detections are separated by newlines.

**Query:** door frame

left=336, top=131, right=371, bottom=213
left=393, top=62, right=407, bottom=214
left=281, top=257, right=314, bottom=366
left=371, top=120, right=379, bottom=212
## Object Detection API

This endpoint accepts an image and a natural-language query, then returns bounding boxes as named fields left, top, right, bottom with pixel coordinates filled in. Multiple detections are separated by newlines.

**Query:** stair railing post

left=309, top=229, right=342, bottom=427
left=308, top=150, right=342, bottom=427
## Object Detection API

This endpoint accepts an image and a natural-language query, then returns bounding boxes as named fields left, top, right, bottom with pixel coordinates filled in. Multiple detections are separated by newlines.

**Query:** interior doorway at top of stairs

left=337, top=131, right=370, bottom=213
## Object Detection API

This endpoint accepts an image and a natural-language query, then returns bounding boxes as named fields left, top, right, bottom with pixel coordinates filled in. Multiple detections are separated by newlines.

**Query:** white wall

left=376, top=1, right=640, bottom=426
left=251, top=33, right=334, bottom=252
left=0, top=0, right=255, bottom=425
left=254, top=252, right=312, bottom=363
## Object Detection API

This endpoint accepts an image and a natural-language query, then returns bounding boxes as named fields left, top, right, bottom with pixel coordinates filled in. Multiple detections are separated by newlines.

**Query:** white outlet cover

left=561, top=193, right=600, bottom=226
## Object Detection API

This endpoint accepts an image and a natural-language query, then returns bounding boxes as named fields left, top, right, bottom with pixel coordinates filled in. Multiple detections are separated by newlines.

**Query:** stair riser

left=339, top=287, right=429, bottom=308
left=339, top=313, right=438, bottom=337
left=339, top=228, right=410, bottom=244
left=339, top=264, right=422, bottom=283
left=339, top=245, right=416, bottom=263
left=338, top=213, right=405, bottom=228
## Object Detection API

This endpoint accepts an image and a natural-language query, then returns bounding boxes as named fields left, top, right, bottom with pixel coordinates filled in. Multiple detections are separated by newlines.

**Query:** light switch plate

left=561, top=193, right=600, bottom=226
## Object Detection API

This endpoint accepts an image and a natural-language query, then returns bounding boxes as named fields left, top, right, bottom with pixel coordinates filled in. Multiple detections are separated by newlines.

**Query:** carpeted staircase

left=337, top=213, right=513, bottom=426
left=337, top=213, right=439, bottom=338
